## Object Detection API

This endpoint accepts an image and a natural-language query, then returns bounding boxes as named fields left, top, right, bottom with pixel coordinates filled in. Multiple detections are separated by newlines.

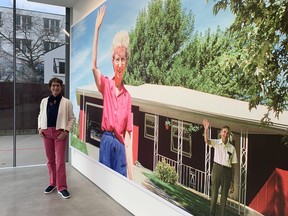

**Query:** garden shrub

left=154, top=159, right=178, bottom=184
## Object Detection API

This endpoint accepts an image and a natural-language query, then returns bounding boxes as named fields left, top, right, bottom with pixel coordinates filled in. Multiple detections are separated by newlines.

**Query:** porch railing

left=156, top=154, right=205, bottom=193
left=156, top=154, right=244, bottom=215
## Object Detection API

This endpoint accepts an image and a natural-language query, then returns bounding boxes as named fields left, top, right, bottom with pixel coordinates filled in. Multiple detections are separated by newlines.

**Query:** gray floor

left=0, top=134, right=47, bottom=167
left=0, top=164, right=134, bottom=216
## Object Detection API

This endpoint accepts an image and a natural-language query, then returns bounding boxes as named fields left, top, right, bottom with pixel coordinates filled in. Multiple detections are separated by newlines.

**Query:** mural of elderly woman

left=91, top=5, right=134, bottom=180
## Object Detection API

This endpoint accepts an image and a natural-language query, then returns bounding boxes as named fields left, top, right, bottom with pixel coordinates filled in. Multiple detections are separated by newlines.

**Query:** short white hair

left=111, top=30, right=130, bottom=60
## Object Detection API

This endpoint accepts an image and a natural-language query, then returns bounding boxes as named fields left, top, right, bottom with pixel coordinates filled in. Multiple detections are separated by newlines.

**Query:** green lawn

left=69, top=135, right=240, bottom=216
left=143, top=172, right=240, bottom=216
left=70, top=135, right=88, bottom=155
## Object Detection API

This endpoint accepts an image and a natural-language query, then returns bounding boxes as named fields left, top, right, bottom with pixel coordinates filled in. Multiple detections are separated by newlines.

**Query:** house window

left=16, top=38, right=32, bottom=53
left=43, top=41, right=60, bottom=52
left=0, top=35, right=2, bottom=50
left=53, top=58, right=65, bottom=74
left=43, top=18, right=60, bottom=34
left=144, top=114, right=155, bottom=140
left=16, top=14, right=32, bottom=30
left=170, top=120, right=192, bottom=158
left=0, top=13, right=3, bottom=27
left=86, top=103, right=103, bottom=145
left=59, top=62, right=65, bottom=74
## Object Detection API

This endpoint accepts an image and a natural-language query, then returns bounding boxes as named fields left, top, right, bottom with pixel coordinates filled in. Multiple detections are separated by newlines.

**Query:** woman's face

left=50, top=82, right=62, bottom=96
left=112, top=46, right=127, bottom=84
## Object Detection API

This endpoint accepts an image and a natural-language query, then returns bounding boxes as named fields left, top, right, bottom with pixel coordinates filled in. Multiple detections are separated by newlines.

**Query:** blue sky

left=70, top=0, right=235, bottom=119
left=70, top=0, right=235, bottom=81
left=0, top=0, right=65, bottom=14
left=0, top=0, right=235, bottom=120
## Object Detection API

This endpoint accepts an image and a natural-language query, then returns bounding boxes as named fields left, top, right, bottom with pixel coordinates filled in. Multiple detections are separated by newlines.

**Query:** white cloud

left=71, top=47, right=90, bottom=76
left=71, top=22, right=87, bottom=43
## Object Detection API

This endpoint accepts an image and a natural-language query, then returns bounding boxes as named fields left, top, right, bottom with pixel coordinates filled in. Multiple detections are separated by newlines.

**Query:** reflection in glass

left=0, top=4, right=65, bottom=167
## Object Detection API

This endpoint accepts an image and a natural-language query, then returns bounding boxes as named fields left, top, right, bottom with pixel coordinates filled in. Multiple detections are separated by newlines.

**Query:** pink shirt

left=99, top=74, right=132, bottom=144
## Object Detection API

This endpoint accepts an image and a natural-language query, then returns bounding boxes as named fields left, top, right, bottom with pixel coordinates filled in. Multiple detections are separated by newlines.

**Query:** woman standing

left=38, top=78, right=75, bottom=199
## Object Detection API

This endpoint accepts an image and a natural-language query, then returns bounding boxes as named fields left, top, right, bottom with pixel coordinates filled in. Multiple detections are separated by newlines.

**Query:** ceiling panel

left=27, top=0, right=77, bottom=8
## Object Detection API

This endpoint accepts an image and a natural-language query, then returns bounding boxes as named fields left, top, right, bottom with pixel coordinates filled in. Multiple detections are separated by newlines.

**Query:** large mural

left=70, top=1, right=288, bottom=216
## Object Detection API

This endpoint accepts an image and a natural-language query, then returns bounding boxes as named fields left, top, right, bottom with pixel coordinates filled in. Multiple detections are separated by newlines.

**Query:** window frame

left=0, top=12, right=3, bottom=27
left=16, top=14, right=32, bottom=31
left=53, top=58, right=65, bottom=74
left=144, top=113, right=155, bottom=140
left=16, top=38, right=32, bottom=53
left=170, top=119, right=192, bottom=158
left=43, top=18, right=60, bottom=34
left=43, top=41, right=60, bottom=52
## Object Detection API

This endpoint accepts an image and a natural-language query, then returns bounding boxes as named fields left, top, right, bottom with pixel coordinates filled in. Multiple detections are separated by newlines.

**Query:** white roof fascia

left=76, top=84, right=288, bottom=135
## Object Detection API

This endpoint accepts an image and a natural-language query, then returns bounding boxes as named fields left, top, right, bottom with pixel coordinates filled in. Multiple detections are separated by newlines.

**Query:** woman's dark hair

left=48, top=78, right=63, bottom=88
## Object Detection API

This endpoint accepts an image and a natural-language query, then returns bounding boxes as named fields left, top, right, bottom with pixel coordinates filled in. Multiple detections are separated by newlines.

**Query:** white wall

left=69, top=1, right=192, bottom=215
left=44, top=45, right=65, bottom=84
left=71, top=147, right=191, bottom=216
left=72, top=0, right=104, bottom=24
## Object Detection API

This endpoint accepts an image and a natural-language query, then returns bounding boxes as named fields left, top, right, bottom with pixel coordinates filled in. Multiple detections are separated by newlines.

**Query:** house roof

left=76, top=83, right=288, bottom=135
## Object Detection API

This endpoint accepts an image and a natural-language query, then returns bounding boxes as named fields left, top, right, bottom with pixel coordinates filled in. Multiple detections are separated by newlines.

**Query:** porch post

left=177, top=120, right=183, bottom=183
left=204, top=126, right=212, bottom=197
left=153, top=115, right=159, bottom=170
left=239, top=129, right=248, bottom=215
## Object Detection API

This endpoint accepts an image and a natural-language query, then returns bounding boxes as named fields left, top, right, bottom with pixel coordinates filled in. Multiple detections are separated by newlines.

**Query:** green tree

left=196, top=28, right=253, bottom=100
left=208, top=0, right=288, bottom=122
left=164, top=26, right=246, bottom=100
left=126, top=0, right=246, bottom=101
left=163, top=30, right=201, bottom=88
left=126, top=0, right=194, bottom=85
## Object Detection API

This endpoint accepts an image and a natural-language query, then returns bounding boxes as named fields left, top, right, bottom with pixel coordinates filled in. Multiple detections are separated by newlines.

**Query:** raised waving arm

left=92, top=5, right=106, bottom=90
left=203, top=119, right=211, bottom=145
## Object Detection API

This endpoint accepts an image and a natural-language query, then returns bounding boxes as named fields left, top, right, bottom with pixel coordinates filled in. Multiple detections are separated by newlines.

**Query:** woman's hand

left=95, top=5, right=106, bottom=30
left=92, top=5, right=106, bottom=90
left=57, top=130, right=69, bottom=141
left=39, top=129, right=45, bottom=137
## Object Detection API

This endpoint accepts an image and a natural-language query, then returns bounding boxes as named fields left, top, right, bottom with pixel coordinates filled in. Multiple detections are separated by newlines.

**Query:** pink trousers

left=42, top=127, right=67, bottom=191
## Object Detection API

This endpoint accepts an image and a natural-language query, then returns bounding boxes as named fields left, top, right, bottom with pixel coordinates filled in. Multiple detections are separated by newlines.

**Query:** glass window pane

left=170, top=120, right=192, bottom=158
left=0, top=82, right=13, bottom=168
left=0, top=4, right=65, bottom=167
left=144, top=114, right=155, bottom=140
